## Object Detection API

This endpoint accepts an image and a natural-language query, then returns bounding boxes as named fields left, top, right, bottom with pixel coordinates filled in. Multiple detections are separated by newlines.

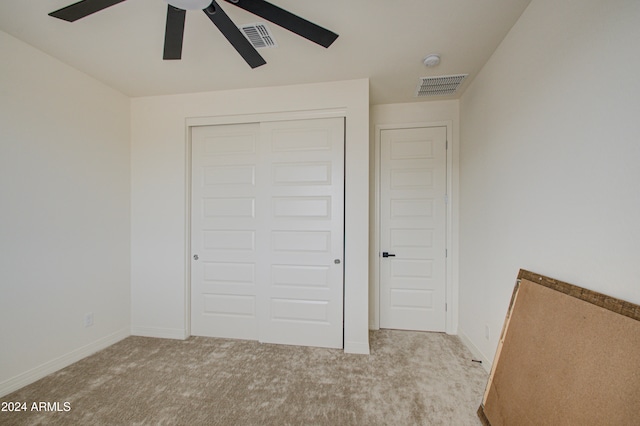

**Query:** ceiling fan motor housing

left=164, top=0, right=212, bottom=10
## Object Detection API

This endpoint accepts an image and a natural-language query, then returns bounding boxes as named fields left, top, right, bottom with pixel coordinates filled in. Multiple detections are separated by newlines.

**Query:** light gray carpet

left=1, top=330, right=487, bottom=425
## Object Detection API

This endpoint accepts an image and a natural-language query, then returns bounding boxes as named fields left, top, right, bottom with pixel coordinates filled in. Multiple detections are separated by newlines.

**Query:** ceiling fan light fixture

left=164, top=0, right=212, bottom=10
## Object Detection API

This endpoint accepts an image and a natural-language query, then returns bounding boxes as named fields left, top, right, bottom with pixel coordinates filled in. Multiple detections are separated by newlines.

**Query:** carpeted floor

left=1, top=330, right=487, bottom=425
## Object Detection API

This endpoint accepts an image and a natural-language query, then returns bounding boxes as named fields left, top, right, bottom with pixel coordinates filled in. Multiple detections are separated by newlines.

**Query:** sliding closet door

left=191, top=117, right=344, bottom=349
left=191, top=123, right=262, bottom=340
left=259, top=118, right=345, bottom=348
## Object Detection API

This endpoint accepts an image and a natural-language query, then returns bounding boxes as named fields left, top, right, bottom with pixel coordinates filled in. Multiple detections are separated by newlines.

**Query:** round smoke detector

left=423, top=54, right=441, bottom=67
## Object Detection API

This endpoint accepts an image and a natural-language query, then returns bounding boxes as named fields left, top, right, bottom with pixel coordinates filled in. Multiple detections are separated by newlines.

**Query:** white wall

left=459, top=0, right=640, bottom=368
left=130, top=79, right=370, bottom=353
left=369, top=101, right=460, bottom=332
left=0, top=31, right=131, bottom=395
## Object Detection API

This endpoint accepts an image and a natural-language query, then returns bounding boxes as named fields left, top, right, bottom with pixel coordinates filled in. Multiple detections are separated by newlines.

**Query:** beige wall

left=0, top=31, right=131, bottom=395
left=459, top=0, right=640, bottom=368
left=130, top=79, right=370, bottom=353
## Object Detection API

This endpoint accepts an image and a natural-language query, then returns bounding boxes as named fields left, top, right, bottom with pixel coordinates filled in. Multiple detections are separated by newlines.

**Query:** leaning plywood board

left=478, top=269, right=640, bottom=426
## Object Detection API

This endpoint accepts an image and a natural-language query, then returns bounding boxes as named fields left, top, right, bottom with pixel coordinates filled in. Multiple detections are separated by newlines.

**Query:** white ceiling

left=0, top=0, right=531, bottom=104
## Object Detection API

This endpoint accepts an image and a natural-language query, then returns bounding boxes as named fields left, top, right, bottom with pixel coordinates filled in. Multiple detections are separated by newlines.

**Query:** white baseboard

left=0, top=328, right=130, bottom=397
left=457, top=331, right=492, bottom=373
left=130, top=326, right=188, bottom=340
left=344, top=340, right=370, bottom=355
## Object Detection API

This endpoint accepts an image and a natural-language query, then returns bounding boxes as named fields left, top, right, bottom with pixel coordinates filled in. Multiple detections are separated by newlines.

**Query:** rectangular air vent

left=240, top=23, right=278, bottom=49
left=415, top=74, right=468, bottom=97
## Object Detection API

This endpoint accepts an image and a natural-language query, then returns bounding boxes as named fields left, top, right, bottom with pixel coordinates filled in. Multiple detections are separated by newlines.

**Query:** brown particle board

left=479, top=269, right=640, bottom=426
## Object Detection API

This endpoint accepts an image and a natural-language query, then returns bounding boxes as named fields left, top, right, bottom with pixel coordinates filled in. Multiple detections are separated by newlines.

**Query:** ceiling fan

left=48, top=0, right=339, bottom=68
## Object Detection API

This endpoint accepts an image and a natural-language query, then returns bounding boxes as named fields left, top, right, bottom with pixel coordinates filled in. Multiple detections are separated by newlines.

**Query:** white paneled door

left=380, top=127, right=447, bottom=331
left=191, top=118, right=345, bottom=348
left=191, top=123, right=262, bottom=341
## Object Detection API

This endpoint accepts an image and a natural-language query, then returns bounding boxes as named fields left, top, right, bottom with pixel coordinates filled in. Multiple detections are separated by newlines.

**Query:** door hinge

left=446, top=139, right=448, bottom=150
left=444, top=194, right=448, bottom=204
left=445, top=249, right=448, bottom=258
left=445, top=303, right=448, bottom=312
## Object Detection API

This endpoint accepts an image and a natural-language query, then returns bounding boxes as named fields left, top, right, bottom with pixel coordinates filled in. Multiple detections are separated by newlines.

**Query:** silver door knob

left=334, top=259, right=341, bottom=264
left=193, top=254, right=199, bottom=260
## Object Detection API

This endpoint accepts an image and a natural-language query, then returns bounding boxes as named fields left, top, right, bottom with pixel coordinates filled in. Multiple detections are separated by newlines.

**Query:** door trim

left=184, top=108, right=348, bottom=343
left=372, top=121, right=458, bottom=334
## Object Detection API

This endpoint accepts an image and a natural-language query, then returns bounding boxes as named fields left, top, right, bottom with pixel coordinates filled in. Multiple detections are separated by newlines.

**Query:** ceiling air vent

left=415, top=74, right=468, bottom=97
left=240, top=23, right=278, bottom=49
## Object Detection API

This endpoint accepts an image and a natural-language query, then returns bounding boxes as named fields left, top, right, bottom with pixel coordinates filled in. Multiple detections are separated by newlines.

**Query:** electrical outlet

left=84, top=312, right=94, bottom=328
left=485, top=324, right=490, bottom=340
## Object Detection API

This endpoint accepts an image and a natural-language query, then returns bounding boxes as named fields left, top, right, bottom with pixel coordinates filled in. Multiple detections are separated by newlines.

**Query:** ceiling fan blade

left=203, top=1, right=266, bottom=69
left=164, top=5, right=187, bottom=60
left=224, top=0, right=338, bottom=48
left=49, top=0, right=127, bottom=22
